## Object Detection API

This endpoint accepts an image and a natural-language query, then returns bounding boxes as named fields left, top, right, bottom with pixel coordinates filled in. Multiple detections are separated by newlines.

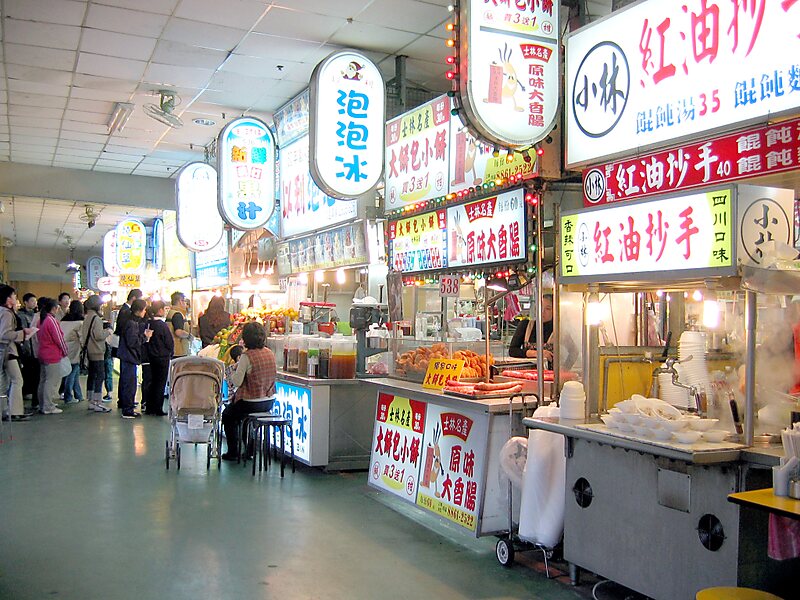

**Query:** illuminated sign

left=103, top=229, right=120, bottom=276
left=217, top=116, right=276, bottom=230
left=118, top=274, right=141, bottom=288
left=192, top=233, right=229, bottom=289
left=565, top=0, right=800, bottom=167
left=278, top=222, right=368, bottom=275
left=446, top=188, right=526, bottom=269
left=274, top=381, right=312, bottom=463
left=151, top=218, right=164, bottom=272
left=387, top=210, right=448, bottom=273
left=175, top=162, right=224, bottom=251
left=309, top=49, right=385, bottom=199
left=115, top=219, right=146, bottom=274
left=561, top=188, right=735, bottom=282
left=457, top=0, right=559, bottom=149
left=85, top=256, right=104, bottom=291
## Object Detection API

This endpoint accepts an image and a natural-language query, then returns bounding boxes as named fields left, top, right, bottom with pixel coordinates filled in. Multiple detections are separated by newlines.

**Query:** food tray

left=443, top=389, right=525, bottom=400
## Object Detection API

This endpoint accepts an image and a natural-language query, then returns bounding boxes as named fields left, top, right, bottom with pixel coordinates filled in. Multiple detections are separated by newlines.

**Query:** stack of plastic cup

left=560, top=381, right=586, bottom=420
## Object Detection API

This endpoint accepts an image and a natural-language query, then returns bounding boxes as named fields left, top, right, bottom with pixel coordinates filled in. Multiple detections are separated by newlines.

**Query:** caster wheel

left=176, top=443, right=181, bottom=470
left=207, top=444, right=211, bottom=470
left=165, top=440, right=170, bottom=470
left=496, top=538, right=515, bottom=567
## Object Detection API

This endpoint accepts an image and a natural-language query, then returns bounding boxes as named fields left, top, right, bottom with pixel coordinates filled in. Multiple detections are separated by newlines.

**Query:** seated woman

left=220, top=322, right=277, bottom=461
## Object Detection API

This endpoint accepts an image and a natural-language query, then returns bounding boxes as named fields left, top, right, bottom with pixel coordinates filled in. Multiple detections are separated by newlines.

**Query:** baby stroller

left=165, top=356, right=225, bottom=470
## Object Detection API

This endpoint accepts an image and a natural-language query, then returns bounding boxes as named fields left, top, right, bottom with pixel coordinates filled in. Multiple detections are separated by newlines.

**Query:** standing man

left=0, top=286, right=36, bottom=421
left=56, top=292, right=71, bottom=321
left=113, top=288, right=142, bottom=408
left=17, top=292, right=39, bottom=410
left=117, top=299, right=151, bottom=419
left=167, top=292, right=192, bottom=358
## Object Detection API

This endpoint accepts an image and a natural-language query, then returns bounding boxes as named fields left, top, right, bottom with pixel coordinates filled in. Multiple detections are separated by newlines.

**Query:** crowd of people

left=2, top=283, right=277, bottom=462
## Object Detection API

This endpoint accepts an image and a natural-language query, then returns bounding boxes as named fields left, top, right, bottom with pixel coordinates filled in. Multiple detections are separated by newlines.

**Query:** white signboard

left=274, top=381, right=312, bottom=463
left=458, top=0, right=559, bottom=149
left=217, top=116, right=276, bottom=230
left=309, top=49, right=385, bottom=199
left=280, top=134, right=358, bottom=237
left=175, top=162, right=224, bottom=252
left=565, top=0, right=800, bottom=167
left=561, top=188, right=735, bottom=282
left=115, top=219, right=146, bottom=274
left=103, top=229, right=120, bottom=276
left=85, top=256, right=104, bottom=291
left=96, top=276, right=117, bottom=292
left=446, top=188, right=526, bottom=269
left=151, top=218, right=164, bottom=273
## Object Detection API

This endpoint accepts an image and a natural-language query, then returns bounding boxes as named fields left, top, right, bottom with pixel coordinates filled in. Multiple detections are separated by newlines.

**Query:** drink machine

left=350, top=303, right=389, bottom=376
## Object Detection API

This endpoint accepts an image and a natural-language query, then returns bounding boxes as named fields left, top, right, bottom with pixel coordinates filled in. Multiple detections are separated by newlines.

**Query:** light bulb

left=315, top=270, right=324, bottom=282
left=702, top=300, right=720, bottom=329
left=336, top=268, right=346, bottom=285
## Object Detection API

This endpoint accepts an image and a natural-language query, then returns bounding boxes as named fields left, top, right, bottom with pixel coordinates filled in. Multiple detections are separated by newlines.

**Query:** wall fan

left=143, top=91, right=183, bottom=129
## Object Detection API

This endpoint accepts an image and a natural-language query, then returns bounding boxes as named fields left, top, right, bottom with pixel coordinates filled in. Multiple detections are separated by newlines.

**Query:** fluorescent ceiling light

left=108, top=102, right=134, bottom=134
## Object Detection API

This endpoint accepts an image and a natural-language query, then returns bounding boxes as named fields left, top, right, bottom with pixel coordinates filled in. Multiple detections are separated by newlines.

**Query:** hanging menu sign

left=446, top=188, right=526, bottom=269
left=218, top=116, right=276, bottom=230
left=387, top=209, right=448, bottom=273
left=175, top=162, right=224, bottom=250
left=103, top=229, right=120, bottom=277
left=562, top=188, right=735, bottom=282
left=86, top=256, right=104, bottom=291
left=385, top=95, right=451, bottom=210
left=115, top=218, right=146, bottom=274
left=278, top=221, right=368, bottom=274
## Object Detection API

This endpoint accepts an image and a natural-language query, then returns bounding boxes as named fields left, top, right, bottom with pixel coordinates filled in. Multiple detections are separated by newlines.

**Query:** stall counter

left=523, top=416, right=790, bottom=600
left=363, top=378, right=537, bottom=538
left=274, top=371, right=376, bottom=471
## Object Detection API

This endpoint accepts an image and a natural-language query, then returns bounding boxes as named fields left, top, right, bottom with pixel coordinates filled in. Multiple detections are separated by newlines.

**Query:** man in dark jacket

left=17, top=292, right=39, bottom=408
left=144, top=301, right=173, bottom=416
left=113, top=288, right=142, bottom=408
left=117, top=299, right=151, bottom=419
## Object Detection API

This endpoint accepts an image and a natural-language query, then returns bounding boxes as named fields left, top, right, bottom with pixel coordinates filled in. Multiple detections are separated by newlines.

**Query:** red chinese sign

left=583, top=117, right=800, bottom=206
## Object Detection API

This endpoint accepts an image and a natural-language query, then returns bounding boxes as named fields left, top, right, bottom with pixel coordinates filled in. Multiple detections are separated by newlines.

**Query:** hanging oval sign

left=115, top=218, right=146, bottom=274
left=96, top=276, right=117, bottom=292
left=175, top=162, right=224, bottom=251
left=85, top=256, right=105, bottom=290
left=103, top=229, right=120, bottom=276
left=457, top=0, right=560, bottom=149
left=217, top=116, right=276, bottom=230
left=309, top=49, right=385, bottom=199
left=151, top=217, right=164, bottom=272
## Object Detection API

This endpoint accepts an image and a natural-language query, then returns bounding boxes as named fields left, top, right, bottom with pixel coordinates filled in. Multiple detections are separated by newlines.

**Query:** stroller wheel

left=206, top=444, right=211, bottom=470
left=176, top=443, right=181, bottom=470
left=165, top=440, right=170, bottom=470
left=496, top=537, right=515, bottom=567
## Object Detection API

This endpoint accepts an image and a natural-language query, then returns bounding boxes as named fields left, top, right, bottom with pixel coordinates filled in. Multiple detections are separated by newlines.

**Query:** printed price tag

left=187, top=414, right=204, bottom=429
left=422, top=359, right=464, bottom=390
left=439, top=275, right=460, bottom=298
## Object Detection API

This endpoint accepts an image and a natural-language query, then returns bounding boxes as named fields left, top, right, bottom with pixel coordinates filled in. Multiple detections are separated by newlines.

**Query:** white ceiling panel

left=94, top=0, right=180, bottom=16
left=331, top=23, right=419, bottom=52
left=59, top=130, right=111, bottom=143
left=254, top=7, right=346, bottom=41
left=76, top=53, right=148, bottom=81
left=161, top=18, right=246, bottom=51
left=357, top=0, right=449, bottom=35
left=4, top=0, right=87, bottom=27
left=7, top=79, right=70, bottom=97
left=8, top=105, right=64, bottom=119
left=401, top=34, right=451, bottom=63
left=142, top=63, right=215, bottom=89
left=9, top=92, right=68, bottom=109
left=220, top=54, right=292, bottom=78
left=199, top=89, right=263, bottom=111
left=3, top=21, right=82, bottom=51
left=69, top=84, right=136, bottom=102
left=63, top=109, right=108, bottom=124
left=151, top=41, right=228, bottom=70
left=5, top=44, right=77, bottom=72
left=6, top=64, right=73, bottom=86
left=273, top=0, right=372, bottom=18
left=8, top=126, right=62, bottom=138
left=52, top=161, right=92, bottom=170
left=236, top=34, right=322, bottom=62
left=79, top=29, right=158, bottom=62
left=85, top=4, right=169, bottom=38
left=57, top=138, right=105, bottom=151
left=66, top=97, right=116, bottom=114
left=9, top=116, right=63, bottom=129
left=60, top=120, right=107, bottom=135
left=174, top=0, right=269, bottom=31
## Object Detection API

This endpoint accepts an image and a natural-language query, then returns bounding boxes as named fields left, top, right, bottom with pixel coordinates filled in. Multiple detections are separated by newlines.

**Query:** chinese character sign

left=283, top=222, right=368, bottom=273
left=217, top=116, right=276, bottom=230
left=385, top=95, right=451, bottom=209
left=102, top=229, right=120, bottom=277
left=310, top=50, right=385, bottom=199
left=416, top=405, right=486, bottom=532
left=583, top=117, right=800, bottom=206
left=370, top=393, right=428, bottom=500
left=175, top=162, right=224, bottom=251
left=566, top=0, right=800, bottom=167
left=561, top=189, right=735, bottom=282
left=446, top=187, right=526, bottom=269
left=115, top=218, right=146, bottom=274
left=274, top=381, right=313, bottom=464
left=458, top=0, right=559, bottom=149
left=449, top=113, right=538, bottom=194
left=192, top=233, right=229, bottom=289
left=388, top=209, right=448, bottom=273
left=86, top=256, right=104, bottom=291
left=281, top=134, right=358, bottom=237
left=422, top=359, right=465, bottom=390
left=162, top=210, right=191, bottom=280
left=273, top=89, right=309, bottom=147
left=151, top=218, right=163, bottom=273
left=737, top=185, right=795, bottom=267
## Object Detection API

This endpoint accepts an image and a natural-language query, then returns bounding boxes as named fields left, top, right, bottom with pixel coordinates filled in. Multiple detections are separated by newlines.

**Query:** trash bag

left=499, top=436, right=528, bottom=489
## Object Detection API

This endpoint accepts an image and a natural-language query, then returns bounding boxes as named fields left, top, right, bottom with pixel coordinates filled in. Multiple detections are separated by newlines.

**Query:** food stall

left=521, top=184, right=799, bottom=599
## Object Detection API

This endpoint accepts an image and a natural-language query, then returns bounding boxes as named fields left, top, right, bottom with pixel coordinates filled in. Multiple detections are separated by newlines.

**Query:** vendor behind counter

left=507, top=294, right=554, bottom=361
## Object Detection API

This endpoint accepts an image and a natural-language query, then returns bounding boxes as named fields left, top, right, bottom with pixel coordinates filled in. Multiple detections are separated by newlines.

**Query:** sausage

left=474, top=381, right=519, bottom=392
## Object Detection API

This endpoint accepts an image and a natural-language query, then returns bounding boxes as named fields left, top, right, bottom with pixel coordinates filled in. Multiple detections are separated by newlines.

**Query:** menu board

left=274, top=381, right=312, bottom=464
left=102, top=230, right=119, bottom=277
left=192, top=233, right=229, bottom=289
left=384, top=95, right=451, bottom=210
left=369, top=393, right=487, bottom=532
left=277, top=221, right=368, bottom=274
left=162, top=210, right=191, bottom=280
left=85, top=256, right=104, bottom=291
left=273, top=89, right=309, bottom=147
left=387, top=210, right=447, bottom=273
left=446, top=188, right=526, bottom=269
left=175, top=162, right=224, bottom=251
left=116, top=218, right=146, bottom=274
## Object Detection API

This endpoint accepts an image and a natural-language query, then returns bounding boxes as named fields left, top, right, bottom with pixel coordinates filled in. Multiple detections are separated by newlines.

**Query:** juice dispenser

left=330, top=336, right=357, bottom=379
left=318, top=338, right=331, bottom=378
left=286, top=335, right=301, bottom=373
left=307, top=337, right=320, bottom=377
left=298, top=336, right=309, bottom=375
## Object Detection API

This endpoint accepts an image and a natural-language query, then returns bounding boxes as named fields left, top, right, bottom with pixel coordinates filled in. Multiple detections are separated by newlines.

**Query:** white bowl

left=600, top=414, right=617, bottom=428
left=638, top=415, right=662, bottom=429
left=701, top=429, right=729, bottom=443
left=617, top=422, right=634, bottom=433
left=673, top=430, right=702, bottom=444
left=651, top=403, right=683, bottom=421
left=615, top=400, right=638, bottom=414
left=651, top=428, right=673, bottom=441
left=632, top=425, right=650, bottom=436
left=625, top=414, right=642, bottom=426
left=659, top=418, right=689, bottom=432
left=688, top=418, right=719, bottom=432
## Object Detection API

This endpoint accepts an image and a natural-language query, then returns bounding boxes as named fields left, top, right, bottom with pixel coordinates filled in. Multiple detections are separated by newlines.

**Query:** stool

left=696, top=587, right=783, bottom=600
left=251, top=416, right=295, bottom=477
left=237, top=412, right=272, bottom=464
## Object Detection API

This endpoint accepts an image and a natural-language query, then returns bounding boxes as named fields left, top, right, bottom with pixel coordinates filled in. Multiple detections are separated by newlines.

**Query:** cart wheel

left=165, top=440, right=170, bottom=470
left=496, top=538, right=515, bottom=567
left=206, top=444, right=211, bottom=470
left=176, top=443, right=181, bottom=470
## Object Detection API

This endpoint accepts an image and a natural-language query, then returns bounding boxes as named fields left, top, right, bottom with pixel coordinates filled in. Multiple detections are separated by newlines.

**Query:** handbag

left=58, top=356, right=72, bottom=377
left=80, top=315, right=98, bottom=373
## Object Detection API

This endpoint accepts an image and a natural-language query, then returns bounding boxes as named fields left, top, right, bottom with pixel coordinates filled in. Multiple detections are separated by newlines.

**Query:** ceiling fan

left=143, top=90, right=184, bottom=129
left=78, top=205, right=100, bottom=228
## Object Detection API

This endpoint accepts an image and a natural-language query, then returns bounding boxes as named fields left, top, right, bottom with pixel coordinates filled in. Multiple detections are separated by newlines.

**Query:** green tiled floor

left=0, top=403, right=584, bottom=600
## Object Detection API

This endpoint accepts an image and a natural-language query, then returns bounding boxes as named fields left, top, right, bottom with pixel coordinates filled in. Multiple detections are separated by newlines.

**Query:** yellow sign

left=422, top=358, right=464, bottom=390
left=118, top=274, right=141, bottom=287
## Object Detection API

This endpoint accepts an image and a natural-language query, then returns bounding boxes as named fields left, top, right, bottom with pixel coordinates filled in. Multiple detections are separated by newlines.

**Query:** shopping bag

left=58, top=356, right=72, bottom=377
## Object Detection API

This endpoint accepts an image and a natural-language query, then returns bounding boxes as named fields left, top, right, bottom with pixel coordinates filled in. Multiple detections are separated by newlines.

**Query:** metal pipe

left=585, top=287, right=600, bottom=419
left=535, top=188, right=544, bottom=403
left=484, top=284, right=491, bottom=383
left=744, top=290, right=757, bottom=446
left=552, top=200, right=561, bottom=400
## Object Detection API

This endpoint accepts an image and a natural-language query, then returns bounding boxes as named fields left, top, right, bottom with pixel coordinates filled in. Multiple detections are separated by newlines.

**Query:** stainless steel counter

left=277, top=371, right=365, bottom=386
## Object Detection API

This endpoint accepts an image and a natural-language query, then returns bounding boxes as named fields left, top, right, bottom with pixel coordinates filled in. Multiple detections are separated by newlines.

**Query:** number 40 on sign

left=440, top=275, right=460, bottom=297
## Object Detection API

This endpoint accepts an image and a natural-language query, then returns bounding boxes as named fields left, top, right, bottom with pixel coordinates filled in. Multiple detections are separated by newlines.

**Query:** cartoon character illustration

left=428, top=422, right=445, bottom=498
left=483, top=43, right=525, bottom=112
left=452, top=128, right=483, bottom=186
left=342, top=61, right=363, bottom=81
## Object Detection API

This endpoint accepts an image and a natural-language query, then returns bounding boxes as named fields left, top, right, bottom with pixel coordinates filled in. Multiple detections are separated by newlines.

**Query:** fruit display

left=394, top=344, right=494, bottom=380
left=211, top=306, right=299, bottom=362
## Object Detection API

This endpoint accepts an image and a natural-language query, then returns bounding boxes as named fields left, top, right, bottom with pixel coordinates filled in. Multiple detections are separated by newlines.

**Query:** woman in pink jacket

left=37, top=297, right=68, bottom=414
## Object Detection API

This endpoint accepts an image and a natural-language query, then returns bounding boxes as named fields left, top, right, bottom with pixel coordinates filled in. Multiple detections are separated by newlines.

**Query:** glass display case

left=388, top=337, right=505, bottom=383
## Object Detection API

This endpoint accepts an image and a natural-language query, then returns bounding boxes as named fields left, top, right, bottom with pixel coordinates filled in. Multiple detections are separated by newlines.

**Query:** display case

left=388, top=337, right=505, bottom=382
